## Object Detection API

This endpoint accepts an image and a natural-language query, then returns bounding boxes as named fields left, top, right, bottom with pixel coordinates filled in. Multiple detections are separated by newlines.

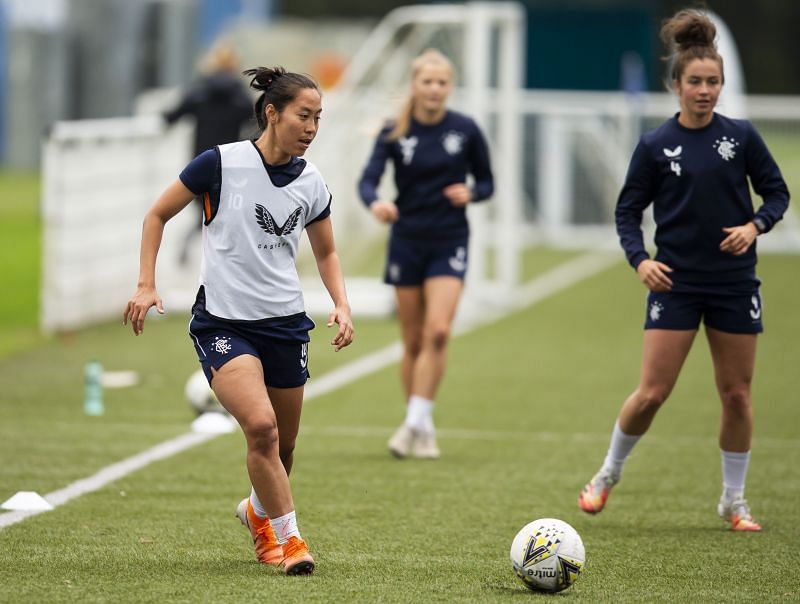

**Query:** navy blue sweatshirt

left=358, top=110, right=494, bottom=240
left=616, top=113, right=790, bottom=289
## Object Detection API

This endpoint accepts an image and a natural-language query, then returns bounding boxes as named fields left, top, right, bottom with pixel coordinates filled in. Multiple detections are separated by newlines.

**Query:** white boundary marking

left=0, top=252, right=618, bottom=530
left=0, top=432, right=218, bottom=529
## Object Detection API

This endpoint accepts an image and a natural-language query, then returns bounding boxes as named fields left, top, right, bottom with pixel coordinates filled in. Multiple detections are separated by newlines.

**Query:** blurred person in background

left=358, top=49, right=494, bottom=460
left=163, top=42, right=254, bottom=265
left=578, top=8, right=790, bottom=531
left=125, top=66, right=354, bottom=574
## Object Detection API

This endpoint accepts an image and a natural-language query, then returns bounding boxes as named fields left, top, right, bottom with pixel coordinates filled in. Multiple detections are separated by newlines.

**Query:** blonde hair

left=660, top=9, right=724, bottom=89
left=386, top=49, right=454, bottom=141
left=201, top=41, right=241, bottom=74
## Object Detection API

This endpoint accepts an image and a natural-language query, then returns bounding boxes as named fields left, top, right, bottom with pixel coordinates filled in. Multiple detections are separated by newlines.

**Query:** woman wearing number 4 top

left=124, top=66, right=354, bottom=574
left=358, top=49, right=494, bottom=460
left=578, top=10, right=789, bottom=531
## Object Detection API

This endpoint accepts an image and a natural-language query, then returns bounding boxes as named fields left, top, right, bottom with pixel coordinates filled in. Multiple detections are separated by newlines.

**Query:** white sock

left=721, top=449, right=750, bottom=501
left=404, top=395, right=435, bottom=433
left=249, top=487, right=267, bottom=519
left=600, top=421, right=641, bottom=478
left=269, top=510, right=301, bottom=545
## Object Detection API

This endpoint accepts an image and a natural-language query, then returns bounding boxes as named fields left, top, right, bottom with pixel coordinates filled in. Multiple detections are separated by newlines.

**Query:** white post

left=495, top=4, right=525, bottom=289
left=538, top=114, right=572, bottom=240
left=464, top=2, right=492, bottom=291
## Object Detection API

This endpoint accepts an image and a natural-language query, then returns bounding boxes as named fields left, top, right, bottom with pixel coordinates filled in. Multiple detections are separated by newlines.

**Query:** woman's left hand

left=443, top=183, right=472, bottom=207
left=720, top=223, right=758, bottom=256
left=328, top=305, right=354, bottom=351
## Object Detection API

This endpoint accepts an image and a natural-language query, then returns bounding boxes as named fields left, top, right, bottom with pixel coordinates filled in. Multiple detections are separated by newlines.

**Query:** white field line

left=0, top=252, right=618, bottom=530
left=300, top=425, right=800, bottom=449
left=0, top=432, right=218, bottom=529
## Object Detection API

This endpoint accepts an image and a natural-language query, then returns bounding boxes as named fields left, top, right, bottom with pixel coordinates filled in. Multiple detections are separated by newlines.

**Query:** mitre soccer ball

left=184, top=369, right=226, bottom=415
left=510, top=518, right=585, bottom=592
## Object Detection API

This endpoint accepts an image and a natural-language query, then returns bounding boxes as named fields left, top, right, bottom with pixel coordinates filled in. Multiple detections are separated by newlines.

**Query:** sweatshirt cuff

left=630, top=251, right=650, bottom=269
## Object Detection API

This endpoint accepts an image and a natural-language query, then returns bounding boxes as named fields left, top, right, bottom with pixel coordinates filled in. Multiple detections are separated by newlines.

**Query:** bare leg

left=409, top=276, right=463, bottom=399
left=394, top=286, right=425, bottom=400
left=618, top=329, right=697, bottom=435
left=211, top=355, right=294, bottom=518
left=267, top=385, right=305, bottom=475
left=705, top=327, right=757, bottom=452
left=706, top=327, right=761, bottom=531
left=579, top=328, right=697, bottom=514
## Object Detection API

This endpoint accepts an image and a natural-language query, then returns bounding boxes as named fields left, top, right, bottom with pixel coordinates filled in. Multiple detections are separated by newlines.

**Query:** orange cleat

left=578, top=470, right=619, bottom=514
left=718, top=497, right=762, bottom=532
left=235, top=498, right=283, bottom=565
left=280, top=536, right=315, bottom=575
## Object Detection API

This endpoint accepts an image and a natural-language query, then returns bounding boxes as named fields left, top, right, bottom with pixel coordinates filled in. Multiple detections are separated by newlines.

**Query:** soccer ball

left=510, top=518, right=585, bottom=592
left=184, top=369, right=227, bottom=415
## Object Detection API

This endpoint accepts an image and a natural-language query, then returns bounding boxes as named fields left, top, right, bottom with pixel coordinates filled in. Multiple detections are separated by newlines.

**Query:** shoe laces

left=255, top=522, right=273, bottom=539
left=282, top=536, right=308, bottom=558
left=728, top=497, right=752, bottom=519
left=589, top=471, right=617, bottom=493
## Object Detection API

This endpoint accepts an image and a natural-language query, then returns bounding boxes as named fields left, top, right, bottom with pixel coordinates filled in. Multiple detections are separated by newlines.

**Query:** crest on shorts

left=448, top=246, right=467, bottom=272
left=255, top=204, right=302, bottom=237
left=213, top=337, right=232, bottom=355
left=388, top=263, right=401, bottom=283
left=649, top=301, right=664, bottom=322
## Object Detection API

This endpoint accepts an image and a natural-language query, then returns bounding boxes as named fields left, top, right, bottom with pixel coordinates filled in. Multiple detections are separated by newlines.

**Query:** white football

left=510, top=518, right=585, bottom=592
left=184, top=369, right=227, bottom=415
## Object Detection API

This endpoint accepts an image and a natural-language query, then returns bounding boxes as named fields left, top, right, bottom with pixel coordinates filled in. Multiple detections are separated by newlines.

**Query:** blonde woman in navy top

left=125, top=67, right=354, bottom=574
left=578, top=10, right=789, bottom=531
left=358, top=49, right=494, bottom=460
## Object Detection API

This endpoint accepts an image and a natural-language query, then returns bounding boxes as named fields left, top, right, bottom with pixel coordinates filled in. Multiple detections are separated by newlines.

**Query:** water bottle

left=84, top=360, right=104, bottom=416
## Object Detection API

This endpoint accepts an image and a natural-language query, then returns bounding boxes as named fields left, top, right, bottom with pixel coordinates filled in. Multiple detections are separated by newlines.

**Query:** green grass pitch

left=1, top=156, right=799, bottom=601
left=1, top=252, right=798, bottom=602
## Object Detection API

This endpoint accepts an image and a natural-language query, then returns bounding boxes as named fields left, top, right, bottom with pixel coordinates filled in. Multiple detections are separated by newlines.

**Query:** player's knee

left=720, top=387, right=751, bottom=416
left=279, top=442, right=296, bottom=465
left=636, top=388, right=669, bottom=412
left=404, top=337, right=422, bottom=358
left=245, top=416, right=280, bottom=455
left=424, top=324, right=451, bottom=350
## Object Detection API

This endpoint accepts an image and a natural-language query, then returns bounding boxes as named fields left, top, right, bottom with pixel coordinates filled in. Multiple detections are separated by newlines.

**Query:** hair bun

left=661, top=9, right=716, bottom=51
left=242, top=66, right=287, bottom=91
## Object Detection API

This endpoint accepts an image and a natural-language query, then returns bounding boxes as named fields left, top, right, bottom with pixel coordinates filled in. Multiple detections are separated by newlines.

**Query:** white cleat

left=412, top=431, right=440, bottom=460
left=388, top=424, right=416, bottom=458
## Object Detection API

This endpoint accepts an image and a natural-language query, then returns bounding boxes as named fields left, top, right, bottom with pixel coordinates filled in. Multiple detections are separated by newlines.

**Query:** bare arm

left=123, top=179, right=196, bottom=335
left=305, top=217, right=354, bottom=351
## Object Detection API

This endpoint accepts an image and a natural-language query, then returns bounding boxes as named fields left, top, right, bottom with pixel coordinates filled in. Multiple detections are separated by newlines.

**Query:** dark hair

left=660, top=9, right=724, bottom=88
left=242, top=66, right=320, bottom=130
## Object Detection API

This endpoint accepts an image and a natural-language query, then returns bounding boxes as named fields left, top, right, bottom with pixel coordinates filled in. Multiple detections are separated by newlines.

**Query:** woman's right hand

left=369, top=200, right=399, bottom=224
left=636, top=259, right=673, bottom=292
left=123, top=286, right=164, bottom=335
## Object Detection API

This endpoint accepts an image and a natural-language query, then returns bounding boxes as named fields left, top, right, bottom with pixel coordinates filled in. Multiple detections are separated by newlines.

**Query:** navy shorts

left=384, top=234, right=469, bottom=286
left=188, top=311, right=314, bottom=388
left=644, top=289, right=763, bottom=334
